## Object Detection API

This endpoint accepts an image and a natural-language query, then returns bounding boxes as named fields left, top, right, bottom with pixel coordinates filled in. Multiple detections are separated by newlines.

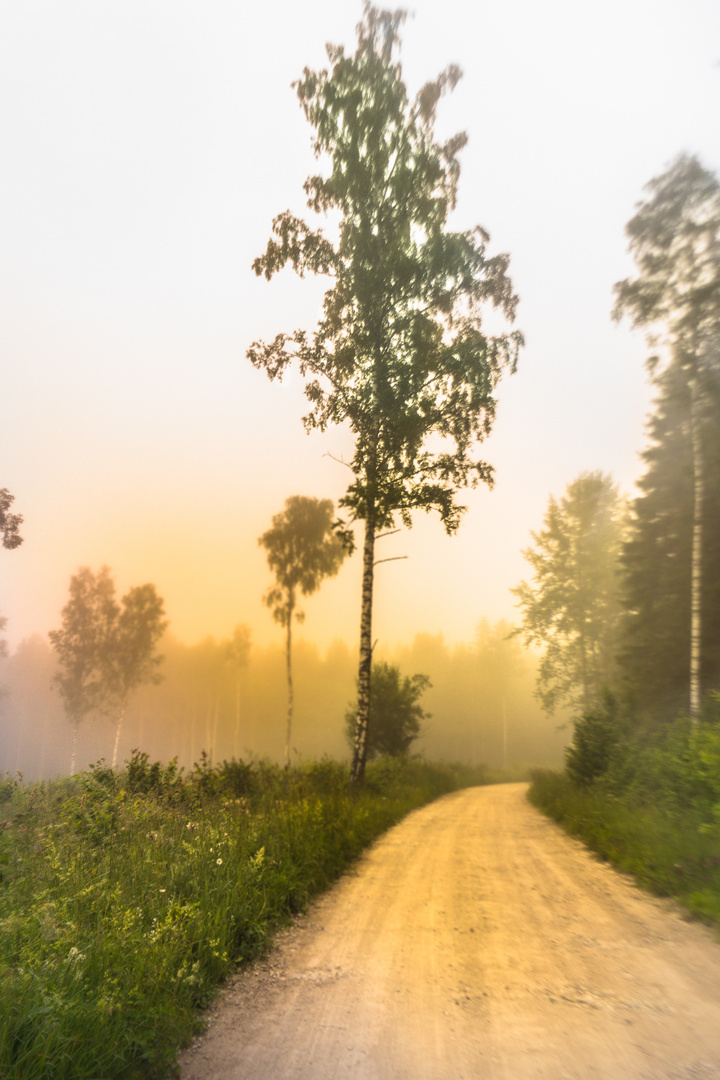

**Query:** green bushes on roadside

left=0, top=751, right=472, bottom=1080
left=529, top=694, right=720, bottom=924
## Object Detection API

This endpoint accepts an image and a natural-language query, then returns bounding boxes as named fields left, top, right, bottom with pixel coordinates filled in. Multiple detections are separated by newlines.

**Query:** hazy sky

left=2, top=0, right=718, bottom=656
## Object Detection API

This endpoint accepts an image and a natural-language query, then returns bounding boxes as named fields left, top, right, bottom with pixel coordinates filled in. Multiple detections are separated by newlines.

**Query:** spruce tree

left=613, top=155, right=720, bottom=715
left=620, top=360, right=720, bottom=715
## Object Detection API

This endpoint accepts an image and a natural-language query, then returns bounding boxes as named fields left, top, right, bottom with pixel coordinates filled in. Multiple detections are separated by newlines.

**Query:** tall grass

left=0, top=752, right=478, bottom=1080
left=529, top=710, right=720, bottom=925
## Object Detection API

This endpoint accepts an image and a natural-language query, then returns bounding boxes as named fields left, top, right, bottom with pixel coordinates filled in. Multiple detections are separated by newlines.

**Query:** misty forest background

left=1, top=5, right=718, bottom=790
left=1, top=7, right=719, bottom=1080
left=0, top=620, right=566, bottom=781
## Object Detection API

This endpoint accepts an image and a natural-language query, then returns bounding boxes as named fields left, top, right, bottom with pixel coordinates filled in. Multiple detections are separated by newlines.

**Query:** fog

left=0, top=621, right=567, bottom=781
left=1, top=1, right=716, bottom=780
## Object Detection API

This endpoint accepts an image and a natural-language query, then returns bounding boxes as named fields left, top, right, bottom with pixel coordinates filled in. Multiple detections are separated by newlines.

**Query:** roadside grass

left=0, top=752, right=482, bottom=1080
left=528, top=768, right=720, bottom=925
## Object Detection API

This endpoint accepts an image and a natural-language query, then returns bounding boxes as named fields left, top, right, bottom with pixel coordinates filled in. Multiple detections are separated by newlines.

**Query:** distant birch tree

left=108, top=584, right=167, bottom=768
left=49, top=567, right=167, bottom=773
left=49, top=567, right=119, bottom=774
left=259, top=497, right=348, bottom=768
left=248, top=4, right=522, bottom=784
left=613, top=155, right=720, bottom=718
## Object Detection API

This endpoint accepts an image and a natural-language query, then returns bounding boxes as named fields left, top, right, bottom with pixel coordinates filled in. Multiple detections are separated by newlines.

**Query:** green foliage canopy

left=249, top=5, right=521, bottom=532
left=613, top=154, right=720, bottom=716
left=248, top=4, right=521, bottom=783
left=512, top=472, right=625, bottom=715
left=613, top=154, right=720, bottom=375
left=620, top=361, right=720, bottom=713
left=0, top=488, right=23, bottom=551
left=258, top=496, right=348, bottom=628
left=49, top=567, right=167, bottom=769
left=49, top=566, right=121, bottom=726
left=259, top=496, right=348, bottom=769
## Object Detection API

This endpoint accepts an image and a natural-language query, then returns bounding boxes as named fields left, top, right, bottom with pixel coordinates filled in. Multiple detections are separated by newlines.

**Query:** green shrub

left=565, top=692, right=624, bottom=786
left=530, top=703, right=720, bottom=925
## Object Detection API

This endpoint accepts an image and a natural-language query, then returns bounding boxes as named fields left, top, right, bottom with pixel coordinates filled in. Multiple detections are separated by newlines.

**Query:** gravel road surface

left=179, top=782, right=720, bottom=1079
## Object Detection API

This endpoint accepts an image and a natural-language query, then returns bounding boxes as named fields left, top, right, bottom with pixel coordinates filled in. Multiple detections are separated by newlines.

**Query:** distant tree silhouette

left=108, top=584, right=168, bottom=768
left=49, top=567, right=167, bottom=773
left=0, top=489, right=23, bottom=550
left=512, top=473, right=625, bottom=716
left=1, top=487, right=24, bottom=658
left=259, top=496, right=348, bottom=769
left=248, top=5, right=521, bottom=784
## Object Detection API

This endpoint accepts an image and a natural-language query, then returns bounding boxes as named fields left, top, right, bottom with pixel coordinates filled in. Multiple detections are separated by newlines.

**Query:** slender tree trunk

left=234, top=676, right=241, bottom=758
left=212, top=698, right=220, bottom=762
left=205, top=696, right=213, bottom=762
left=689, top=376, right=703, bottom=720
left=111, top=702, right=126, bottom=770
left=351, top=514, right=376, bottom=787
left=70, top=720, right=78, bottom=776
left=575, top=532, right=591, bottom=711
left=285, top=596, right=294, bottom=771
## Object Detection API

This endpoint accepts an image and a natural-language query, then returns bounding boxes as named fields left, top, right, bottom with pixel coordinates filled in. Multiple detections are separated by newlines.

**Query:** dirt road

left=179, top=783, right=720, bottom=1079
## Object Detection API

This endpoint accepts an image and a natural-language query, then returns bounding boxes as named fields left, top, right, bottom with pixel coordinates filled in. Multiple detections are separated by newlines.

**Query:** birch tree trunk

left=235, top=676, right=241, bottom=758
left=111, top=703, right=127, bottom=770
left=70, top=720, right=78, bottom=776
left=351, top=514, right=376, bottom=787
left=689, top=376, right=703, bottom=720
left=579, top=629, right=590, bottom=712
left=285, top=593, right=294, bottom=771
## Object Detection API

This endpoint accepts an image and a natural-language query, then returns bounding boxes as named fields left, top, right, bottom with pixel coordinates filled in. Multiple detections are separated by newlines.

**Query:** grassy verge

left=528, top=768, right=720, bottom=924
left=0, top=753, right=481, bottom=1080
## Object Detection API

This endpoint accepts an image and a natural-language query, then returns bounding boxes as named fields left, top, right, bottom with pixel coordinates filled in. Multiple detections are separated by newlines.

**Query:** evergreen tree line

left=621, top=358, right=720, bottom=715
left=515, top=155, right=720, bottom=727
left=514, top=367, right=720, bottom=723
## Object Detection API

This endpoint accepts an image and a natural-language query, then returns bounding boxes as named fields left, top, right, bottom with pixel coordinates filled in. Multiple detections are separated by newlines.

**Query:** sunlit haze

left=2, top=0, right=718, bottom=657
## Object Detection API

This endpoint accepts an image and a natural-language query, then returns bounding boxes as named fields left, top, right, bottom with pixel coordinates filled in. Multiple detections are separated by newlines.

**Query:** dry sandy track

left=179, top=783, right=720, bottom=1080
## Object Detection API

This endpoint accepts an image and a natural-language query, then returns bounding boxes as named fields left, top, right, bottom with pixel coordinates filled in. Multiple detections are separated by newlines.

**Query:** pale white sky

left=1, top=0, right=719, bottom=654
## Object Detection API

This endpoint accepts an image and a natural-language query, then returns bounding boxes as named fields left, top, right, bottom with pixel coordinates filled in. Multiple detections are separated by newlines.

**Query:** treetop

left=248, top=3, right=522, bottom=535
left=613, top=154, right=720, bottom=373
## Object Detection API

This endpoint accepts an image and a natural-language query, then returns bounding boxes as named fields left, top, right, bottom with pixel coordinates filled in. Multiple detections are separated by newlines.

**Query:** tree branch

left=324, top=451, right=355, bottom=472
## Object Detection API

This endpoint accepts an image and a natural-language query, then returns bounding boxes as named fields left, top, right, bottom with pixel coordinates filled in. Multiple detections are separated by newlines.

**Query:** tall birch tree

left=259, top=496, right=347, bottom=769
left=613, top=154, right=720, bottom=718
left=248, top=4, right=522, bottom=784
